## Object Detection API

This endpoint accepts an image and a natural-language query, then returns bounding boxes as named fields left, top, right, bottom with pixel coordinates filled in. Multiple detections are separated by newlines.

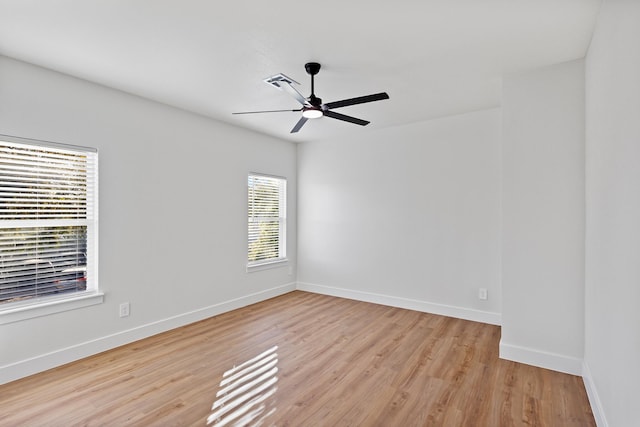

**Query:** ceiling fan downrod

left=305, top=62, right=322, bottom=106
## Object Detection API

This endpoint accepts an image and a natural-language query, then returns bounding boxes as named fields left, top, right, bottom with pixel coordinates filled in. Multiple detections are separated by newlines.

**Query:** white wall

left=298, top=109, right=502, bottom=324
left=500, top=60, right=585, bottom=374
left=584, top=0, right=640, bottom=425
left=0, top=56, right=297, bottom=384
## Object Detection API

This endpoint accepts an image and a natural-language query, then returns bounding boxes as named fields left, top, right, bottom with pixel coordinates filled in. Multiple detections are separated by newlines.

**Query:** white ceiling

left=0, top=0, right=600, bottom=142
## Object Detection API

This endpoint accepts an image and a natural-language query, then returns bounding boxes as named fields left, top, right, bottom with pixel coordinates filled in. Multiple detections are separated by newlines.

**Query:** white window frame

left=247, top=173, right=287, bottom=271
left=0, top=135, right=101, bottom=324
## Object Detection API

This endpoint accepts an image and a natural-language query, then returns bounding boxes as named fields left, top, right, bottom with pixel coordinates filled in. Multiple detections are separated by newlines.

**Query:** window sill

left=246, top=258, right=288, bottom=273
left=0, top=291, right=104, bottom=325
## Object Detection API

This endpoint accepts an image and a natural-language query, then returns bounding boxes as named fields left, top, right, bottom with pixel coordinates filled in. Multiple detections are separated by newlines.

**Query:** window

left=0, top=135, right=99, bottom=317
left=248, top=173, right=286, bottom=268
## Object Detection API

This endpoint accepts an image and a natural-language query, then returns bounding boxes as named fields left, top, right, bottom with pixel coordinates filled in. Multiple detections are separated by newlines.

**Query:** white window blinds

left=248, top=174, right=286, bottom=266
left=0, top=137, right=98, bottom=305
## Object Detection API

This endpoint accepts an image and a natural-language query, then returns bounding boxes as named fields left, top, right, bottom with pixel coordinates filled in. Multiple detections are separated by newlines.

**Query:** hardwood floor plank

left=0, top=291, right=595, bottom=426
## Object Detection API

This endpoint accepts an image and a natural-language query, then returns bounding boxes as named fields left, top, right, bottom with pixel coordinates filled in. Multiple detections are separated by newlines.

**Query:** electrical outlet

left=478, top=288, right=488, bottom=300
left=119, top=302, right=130, bottom=317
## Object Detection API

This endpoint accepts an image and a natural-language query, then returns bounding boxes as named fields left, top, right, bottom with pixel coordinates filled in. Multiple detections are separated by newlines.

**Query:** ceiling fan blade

left=324, top=110, right=370, bottom=126
left=280, top=82, right=311, bottom=107
left=324, top=92, right=389, bottom=110
left=290, top=116, right=308, bottom=133
left=233, top=108, right=302, bottom=115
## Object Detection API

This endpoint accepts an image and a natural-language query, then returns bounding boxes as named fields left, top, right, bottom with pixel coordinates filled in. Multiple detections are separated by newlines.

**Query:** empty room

left=0, top=1, right=638, bottom=425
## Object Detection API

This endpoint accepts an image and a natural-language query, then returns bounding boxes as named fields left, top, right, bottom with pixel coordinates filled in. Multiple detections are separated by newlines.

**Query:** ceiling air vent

left=263, top=73, right=300, bottom=89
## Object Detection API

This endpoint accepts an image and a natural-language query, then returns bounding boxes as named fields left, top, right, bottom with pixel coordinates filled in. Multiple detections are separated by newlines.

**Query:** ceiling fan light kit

left=302, top=108, right=323, bottom=119
left=234, top=62, right=389, bottom=133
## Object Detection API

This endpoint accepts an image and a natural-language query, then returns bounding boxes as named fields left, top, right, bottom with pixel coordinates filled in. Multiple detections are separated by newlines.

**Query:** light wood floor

left=1, top=291, right=594, bottom=426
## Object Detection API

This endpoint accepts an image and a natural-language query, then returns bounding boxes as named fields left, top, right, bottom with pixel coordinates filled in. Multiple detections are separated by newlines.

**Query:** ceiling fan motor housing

left=308, top=95, right=322, bottom=108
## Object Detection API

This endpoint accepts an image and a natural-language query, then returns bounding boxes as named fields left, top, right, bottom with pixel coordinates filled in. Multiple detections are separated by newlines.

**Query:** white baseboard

left=582, top=361, right=608, bottom=427
left=499, top=340, right=583, bottom=376
left=0, top=282, right=296, bottom=385
left=296, top=282, right=501, bottom=326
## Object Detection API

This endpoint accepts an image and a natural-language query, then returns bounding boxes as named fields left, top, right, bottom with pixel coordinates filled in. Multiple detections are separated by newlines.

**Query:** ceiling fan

left=233, top=62, right=389, bottom=133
